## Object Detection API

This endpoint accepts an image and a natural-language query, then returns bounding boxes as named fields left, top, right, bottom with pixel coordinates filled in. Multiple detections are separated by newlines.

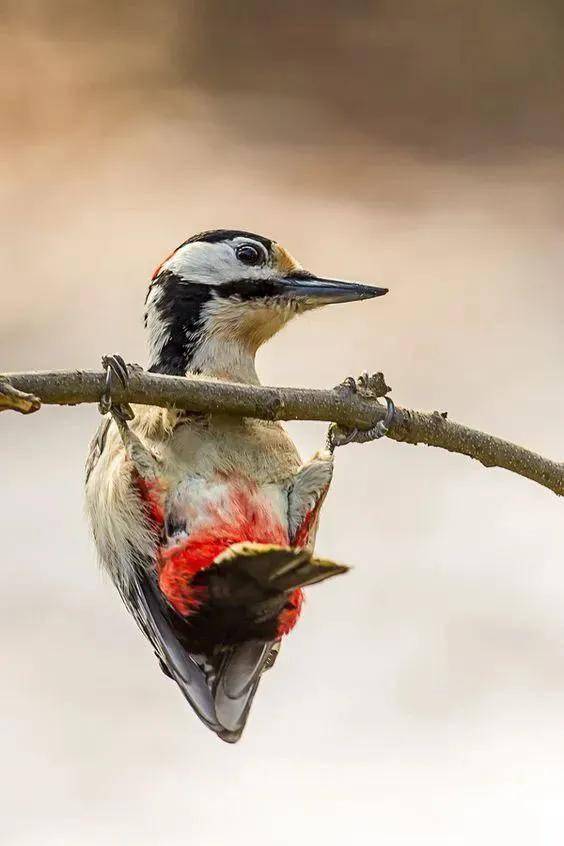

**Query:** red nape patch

left=134, top=474, right=165, bottom=527
left=277, top=589, right=304, bottom=636
left=151, top=246, right=178, bottom=281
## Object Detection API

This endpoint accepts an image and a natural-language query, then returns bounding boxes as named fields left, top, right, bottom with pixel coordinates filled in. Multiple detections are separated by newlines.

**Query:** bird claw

left=99, top=354, right=135, bottom=421
left=334, top=371, right=390, bottom=399
left=327, top=396, right=395, bottom=450
left=327, top=370, right=395, bottom=451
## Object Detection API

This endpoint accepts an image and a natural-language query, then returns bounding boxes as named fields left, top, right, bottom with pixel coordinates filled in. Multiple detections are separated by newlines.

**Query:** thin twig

left=2, top=369, right=563, bottom=496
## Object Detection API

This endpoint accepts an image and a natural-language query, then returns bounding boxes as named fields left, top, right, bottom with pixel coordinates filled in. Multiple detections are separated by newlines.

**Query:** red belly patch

left=157, top=485, right=291, bottom=619
left=135, top=474, right=304, bottom=634
left=276, top=590, right=304, bottom=637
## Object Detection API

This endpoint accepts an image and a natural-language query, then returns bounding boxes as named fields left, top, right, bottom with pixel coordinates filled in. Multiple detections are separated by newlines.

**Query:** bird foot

left=99, top=354, right=135, bottom=423
left=327, top=371, right=395, bottom=451
left=99, top=355, right=159, bottom=478
left=334, top=370, right=391, bottom=399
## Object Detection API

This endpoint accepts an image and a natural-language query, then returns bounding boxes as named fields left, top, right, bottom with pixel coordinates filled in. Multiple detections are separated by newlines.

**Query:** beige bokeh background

left=2, top=3, right=564, bottom=844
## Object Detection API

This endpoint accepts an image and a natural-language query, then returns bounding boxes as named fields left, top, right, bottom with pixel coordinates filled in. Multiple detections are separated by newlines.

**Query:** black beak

left=278, top=270, right=388, bottom=306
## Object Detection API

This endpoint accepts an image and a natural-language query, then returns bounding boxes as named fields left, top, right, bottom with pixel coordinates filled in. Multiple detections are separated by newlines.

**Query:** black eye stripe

left=218, top=278, right=285, bottom=300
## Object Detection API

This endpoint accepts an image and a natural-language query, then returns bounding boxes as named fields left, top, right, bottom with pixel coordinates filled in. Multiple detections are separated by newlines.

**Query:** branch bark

left=2, top=368, right=563, bottom=497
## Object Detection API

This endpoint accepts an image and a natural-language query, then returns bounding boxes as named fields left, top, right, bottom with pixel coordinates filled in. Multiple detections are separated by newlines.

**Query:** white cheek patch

left=162, top=240, right=275, bottom=285
left=146, top=236, right=303, bottom=379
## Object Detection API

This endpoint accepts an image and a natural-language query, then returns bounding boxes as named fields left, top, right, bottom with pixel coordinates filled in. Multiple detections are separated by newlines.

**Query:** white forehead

left=161, top=237, right=273, bottom=285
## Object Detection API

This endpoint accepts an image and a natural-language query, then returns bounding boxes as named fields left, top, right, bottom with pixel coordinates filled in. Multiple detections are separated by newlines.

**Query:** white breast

left=157, top=415, right=302, bottom=545
left=165, top=474, right=290, bottom=540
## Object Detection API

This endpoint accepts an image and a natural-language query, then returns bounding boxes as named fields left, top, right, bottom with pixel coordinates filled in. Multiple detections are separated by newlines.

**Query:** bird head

left=145, top=229, right=387, bottom=381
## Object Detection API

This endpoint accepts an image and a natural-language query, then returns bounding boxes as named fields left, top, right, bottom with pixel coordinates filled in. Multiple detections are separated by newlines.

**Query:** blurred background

left=2, top=1, right=564, bottom=843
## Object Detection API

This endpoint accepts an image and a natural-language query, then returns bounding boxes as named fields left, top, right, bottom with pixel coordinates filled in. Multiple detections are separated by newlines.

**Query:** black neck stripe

left=145, top=268, right=291, bottom=375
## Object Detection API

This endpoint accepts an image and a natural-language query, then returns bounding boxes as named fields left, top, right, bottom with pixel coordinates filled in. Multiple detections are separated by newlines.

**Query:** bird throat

left=189, top=332, right=261, bottom=384
left=149, top=318, right=260, bottom=383
left=147, top=273, right=291, bottom=384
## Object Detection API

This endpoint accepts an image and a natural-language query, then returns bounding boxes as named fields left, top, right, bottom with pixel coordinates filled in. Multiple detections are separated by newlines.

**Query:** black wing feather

left=122, top=557, right=275, bottom=742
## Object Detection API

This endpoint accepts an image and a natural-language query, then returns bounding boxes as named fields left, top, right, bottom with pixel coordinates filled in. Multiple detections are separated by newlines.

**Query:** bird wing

left=212, top=639, right=277, bottom=743
left=123, top=559, right=221, bottom=732
left=121, top=554, right=276, bottom=743
left=86, top=420, right=278, bottom=742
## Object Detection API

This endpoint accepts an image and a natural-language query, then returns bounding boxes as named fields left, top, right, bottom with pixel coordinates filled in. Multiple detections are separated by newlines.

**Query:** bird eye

left=236, top=244, right=263, bottom=266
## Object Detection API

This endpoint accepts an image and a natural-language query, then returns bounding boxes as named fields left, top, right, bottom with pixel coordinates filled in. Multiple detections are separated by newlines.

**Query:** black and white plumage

left=85, top=229, right=387, bottom=741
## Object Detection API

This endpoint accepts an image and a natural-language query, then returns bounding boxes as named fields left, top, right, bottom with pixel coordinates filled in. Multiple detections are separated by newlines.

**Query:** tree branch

left=0, top=379, right=41, bottom=414
left=2, top=368, right=563, bottom=496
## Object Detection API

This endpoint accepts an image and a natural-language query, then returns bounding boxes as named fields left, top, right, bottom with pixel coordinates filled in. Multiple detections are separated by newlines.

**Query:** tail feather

left=266, top=555, right=349, bottom=591
left=186, top=542, right=348, bottom=742
left=210, top=542, right=348, bottom=600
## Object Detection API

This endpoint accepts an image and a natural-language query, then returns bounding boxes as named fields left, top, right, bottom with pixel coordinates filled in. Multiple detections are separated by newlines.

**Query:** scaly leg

left=99, top=355, right=165, bottom=527
left=99, top=354, right=160, bottom=481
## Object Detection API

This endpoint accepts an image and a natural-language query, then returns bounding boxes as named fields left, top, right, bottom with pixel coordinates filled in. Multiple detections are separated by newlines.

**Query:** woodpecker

left=85, top=229, right=388, bottom=742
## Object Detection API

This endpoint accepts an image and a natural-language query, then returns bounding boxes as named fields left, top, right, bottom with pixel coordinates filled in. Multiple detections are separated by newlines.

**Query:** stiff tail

left=146, top=543, right=348, bottom=743
left=206, top=542, right=349, bottom=604
left=199, top=542, right=349, bottom=742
